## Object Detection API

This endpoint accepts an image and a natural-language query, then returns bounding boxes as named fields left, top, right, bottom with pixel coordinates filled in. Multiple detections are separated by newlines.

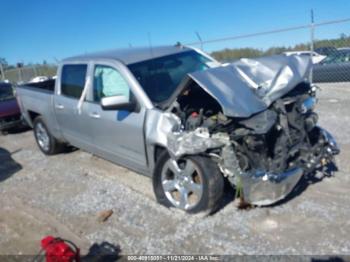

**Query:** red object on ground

left=41, top=236, right=80, bottom=262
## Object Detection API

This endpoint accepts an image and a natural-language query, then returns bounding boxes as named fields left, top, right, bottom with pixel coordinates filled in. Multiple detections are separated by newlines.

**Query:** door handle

left=55, top=104, right=64, bottom=110
left=89, top=112, right=101, bottom=119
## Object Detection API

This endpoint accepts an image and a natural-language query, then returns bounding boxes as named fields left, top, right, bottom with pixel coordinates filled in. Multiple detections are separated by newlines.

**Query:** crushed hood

left=187, top=55, right=312, bottom=118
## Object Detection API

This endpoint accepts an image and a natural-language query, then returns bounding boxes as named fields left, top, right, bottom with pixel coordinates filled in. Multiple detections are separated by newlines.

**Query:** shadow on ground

left=1, top=124, right=31, bottom=135
left=0, top=147, right=22, bottom=182
left=82, top=242, right=121, bottom=261
left=312, top=256, right=347, bottom=262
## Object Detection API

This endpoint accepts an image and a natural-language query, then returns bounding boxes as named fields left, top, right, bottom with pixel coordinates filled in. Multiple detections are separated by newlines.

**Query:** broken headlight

left=299, top=97, right=316, bottom=114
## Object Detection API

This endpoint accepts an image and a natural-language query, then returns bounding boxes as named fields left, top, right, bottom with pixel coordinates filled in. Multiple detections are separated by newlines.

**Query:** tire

left=33, top=116, right=64, bottom=155
left=153, top=151, right=224, bottom=214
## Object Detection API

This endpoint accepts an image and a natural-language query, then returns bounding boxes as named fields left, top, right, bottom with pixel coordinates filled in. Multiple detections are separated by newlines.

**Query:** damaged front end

left=158, top=55, right=339, bottom=206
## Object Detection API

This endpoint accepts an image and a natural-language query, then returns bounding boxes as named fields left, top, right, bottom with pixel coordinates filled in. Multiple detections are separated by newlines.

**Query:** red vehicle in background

left=0, top=82, right=23, bottom=132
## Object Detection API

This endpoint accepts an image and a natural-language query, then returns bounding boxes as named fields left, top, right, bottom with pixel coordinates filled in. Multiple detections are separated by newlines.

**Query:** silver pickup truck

left=16, top=45, right=339, bottom=214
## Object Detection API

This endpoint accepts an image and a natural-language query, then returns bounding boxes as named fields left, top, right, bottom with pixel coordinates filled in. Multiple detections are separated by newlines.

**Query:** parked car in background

left=313, top=49, right=350, bottom=83
left=29, top=76, right=49, bottom=83
left=16, top=46, right=338, bottom=213
left=314, top=47, right=337, bottom=56
left=337, top=47, right=350, bottom=51
left=283, top=51, right=326, bottom=64
left=0, top=82, right=23, bottom=131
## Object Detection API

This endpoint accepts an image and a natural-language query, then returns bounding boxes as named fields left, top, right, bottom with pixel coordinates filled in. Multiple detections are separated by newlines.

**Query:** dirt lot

left=0, top=84, right=350, bottom=256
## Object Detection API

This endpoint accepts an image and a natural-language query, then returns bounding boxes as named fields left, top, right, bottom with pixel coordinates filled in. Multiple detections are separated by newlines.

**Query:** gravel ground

left=0, top=83, right=350, bottom=256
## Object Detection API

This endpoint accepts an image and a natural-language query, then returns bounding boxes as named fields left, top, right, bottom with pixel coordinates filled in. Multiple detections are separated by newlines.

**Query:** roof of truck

left=63, top=45, right=193, bottom=65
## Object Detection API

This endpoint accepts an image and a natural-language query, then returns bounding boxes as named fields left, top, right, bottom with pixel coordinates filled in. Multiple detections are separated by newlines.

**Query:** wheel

left=153, top=152, right=224, bottom=214
left=33, top=116, right=64, bottom=155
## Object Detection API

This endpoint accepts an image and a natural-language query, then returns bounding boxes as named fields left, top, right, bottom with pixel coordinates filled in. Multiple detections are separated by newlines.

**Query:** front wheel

left=153, top=152, right=224, bottom=214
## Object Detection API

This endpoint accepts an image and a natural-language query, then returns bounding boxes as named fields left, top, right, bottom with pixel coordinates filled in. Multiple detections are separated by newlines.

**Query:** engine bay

left=167, top=80, right=338, bottom=202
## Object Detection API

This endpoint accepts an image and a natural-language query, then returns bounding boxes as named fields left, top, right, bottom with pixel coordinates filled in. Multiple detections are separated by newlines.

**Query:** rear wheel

left=33, top=116, right=65, bottom=155
left=153, top=152, right=224, bottom=214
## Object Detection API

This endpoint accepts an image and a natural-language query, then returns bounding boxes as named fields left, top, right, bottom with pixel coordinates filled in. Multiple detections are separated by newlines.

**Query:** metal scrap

left=218, top=145, right=242, bottom=179
left=167, top=127, right=229, bottom=158
left=239, top=168, right=304, bottom=206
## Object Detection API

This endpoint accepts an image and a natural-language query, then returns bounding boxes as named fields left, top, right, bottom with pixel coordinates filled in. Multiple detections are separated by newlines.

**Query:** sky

left=1, top=0, right=350, bottom=64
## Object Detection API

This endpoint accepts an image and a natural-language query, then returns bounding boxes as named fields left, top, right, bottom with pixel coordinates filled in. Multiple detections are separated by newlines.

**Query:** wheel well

left=28, top=111, right=40, bottom=123
left=154, top=145, right=167, bottom=164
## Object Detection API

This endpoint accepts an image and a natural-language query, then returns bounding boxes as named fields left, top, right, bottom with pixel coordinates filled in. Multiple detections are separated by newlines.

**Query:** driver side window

left=93, top=65, right=130, bottom=102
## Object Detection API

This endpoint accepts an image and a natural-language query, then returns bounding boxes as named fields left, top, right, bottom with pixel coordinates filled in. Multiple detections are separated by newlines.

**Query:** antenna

left=147, top=32, right=154, bottom=58
left=195, top=31, right=204, bottom=50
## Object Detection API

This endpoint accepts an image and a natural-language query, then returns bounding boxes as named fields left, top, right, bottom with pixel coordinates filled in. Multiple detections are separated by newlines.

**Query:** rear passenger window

left=61, top=64, right=87, bottom=99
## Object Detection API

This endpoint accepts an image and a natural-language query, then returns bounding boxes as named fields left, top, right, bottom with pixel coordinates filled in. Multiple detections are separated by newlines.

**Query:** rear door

left=54, top=64, right=94, bottom=149
left=82, top=62, right=148, bottom=170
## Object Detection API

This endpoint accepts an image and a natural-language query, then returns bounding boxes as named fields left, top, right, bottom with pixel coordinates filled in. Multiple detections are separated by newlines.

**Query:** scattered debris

left=97, top=209, right=113, bottom=223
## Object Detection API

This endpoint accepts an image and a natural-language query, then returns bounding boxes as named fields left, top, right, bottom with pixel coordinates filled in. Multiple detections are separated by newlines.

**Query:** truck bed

left=16, top=81, right=56, bottom=128
left=19, top=79, right=55, bottom=93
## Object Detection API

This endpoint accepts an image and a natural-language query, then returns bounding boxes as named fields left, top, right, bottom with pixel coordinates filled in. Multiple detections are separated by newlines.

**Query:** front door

left=82, top=64, right=147, bottom=170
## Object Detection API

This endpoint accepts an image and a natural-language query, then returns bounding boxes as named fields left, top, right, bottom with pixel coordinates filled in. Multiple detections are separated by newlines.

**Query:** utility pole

left=17, top=62, right=23, bottom=83
left=310, top=9, right=315, bottom=52
left=0, top=63, right=4, bottom=81
left=33, top=65, right=38, bottom=77
left=310, top=9, right=315, bottom=83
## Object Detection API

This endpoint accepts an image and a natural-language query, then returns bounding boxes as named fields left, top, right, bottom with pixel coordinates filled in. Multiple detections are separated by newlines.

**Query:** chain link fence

left=189, top=18, right=350, bottom=84
left=312, top=21, right=350, bottom=83
left=1, top=65, right=57, bottom=84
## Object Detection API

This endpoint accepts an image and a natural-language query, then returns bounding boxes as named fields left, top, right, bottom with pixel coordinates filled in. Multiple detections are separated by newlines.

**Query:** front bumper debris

left=237, top=127, right=339, bottom=206
left=320, top=127, right=340, bottom=155
left=164, top=124, right=340, bottom=207
left=167, top=127, right=229, bottom=158
left=240, top=167, right=304, bottom=206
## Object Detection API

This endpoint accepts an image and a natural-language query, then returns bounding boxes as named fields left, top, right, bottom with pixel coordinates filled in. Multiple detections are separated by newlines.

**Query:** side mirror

left=101, top=95, right=136, bottom=111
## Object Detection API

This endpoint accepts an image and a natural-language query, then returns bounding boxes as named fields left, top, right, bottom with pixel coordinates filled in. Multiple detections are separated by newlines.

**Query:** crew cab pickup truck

left=16, top=45, right=339, bottom=213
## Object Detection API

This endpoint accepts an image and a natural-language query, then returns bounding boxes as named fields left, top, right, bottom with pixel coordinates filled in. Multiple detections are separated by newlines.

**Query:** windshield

left=0, top=84, right=14, bottom=101
left=128, top=50, right=211, bottom=103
